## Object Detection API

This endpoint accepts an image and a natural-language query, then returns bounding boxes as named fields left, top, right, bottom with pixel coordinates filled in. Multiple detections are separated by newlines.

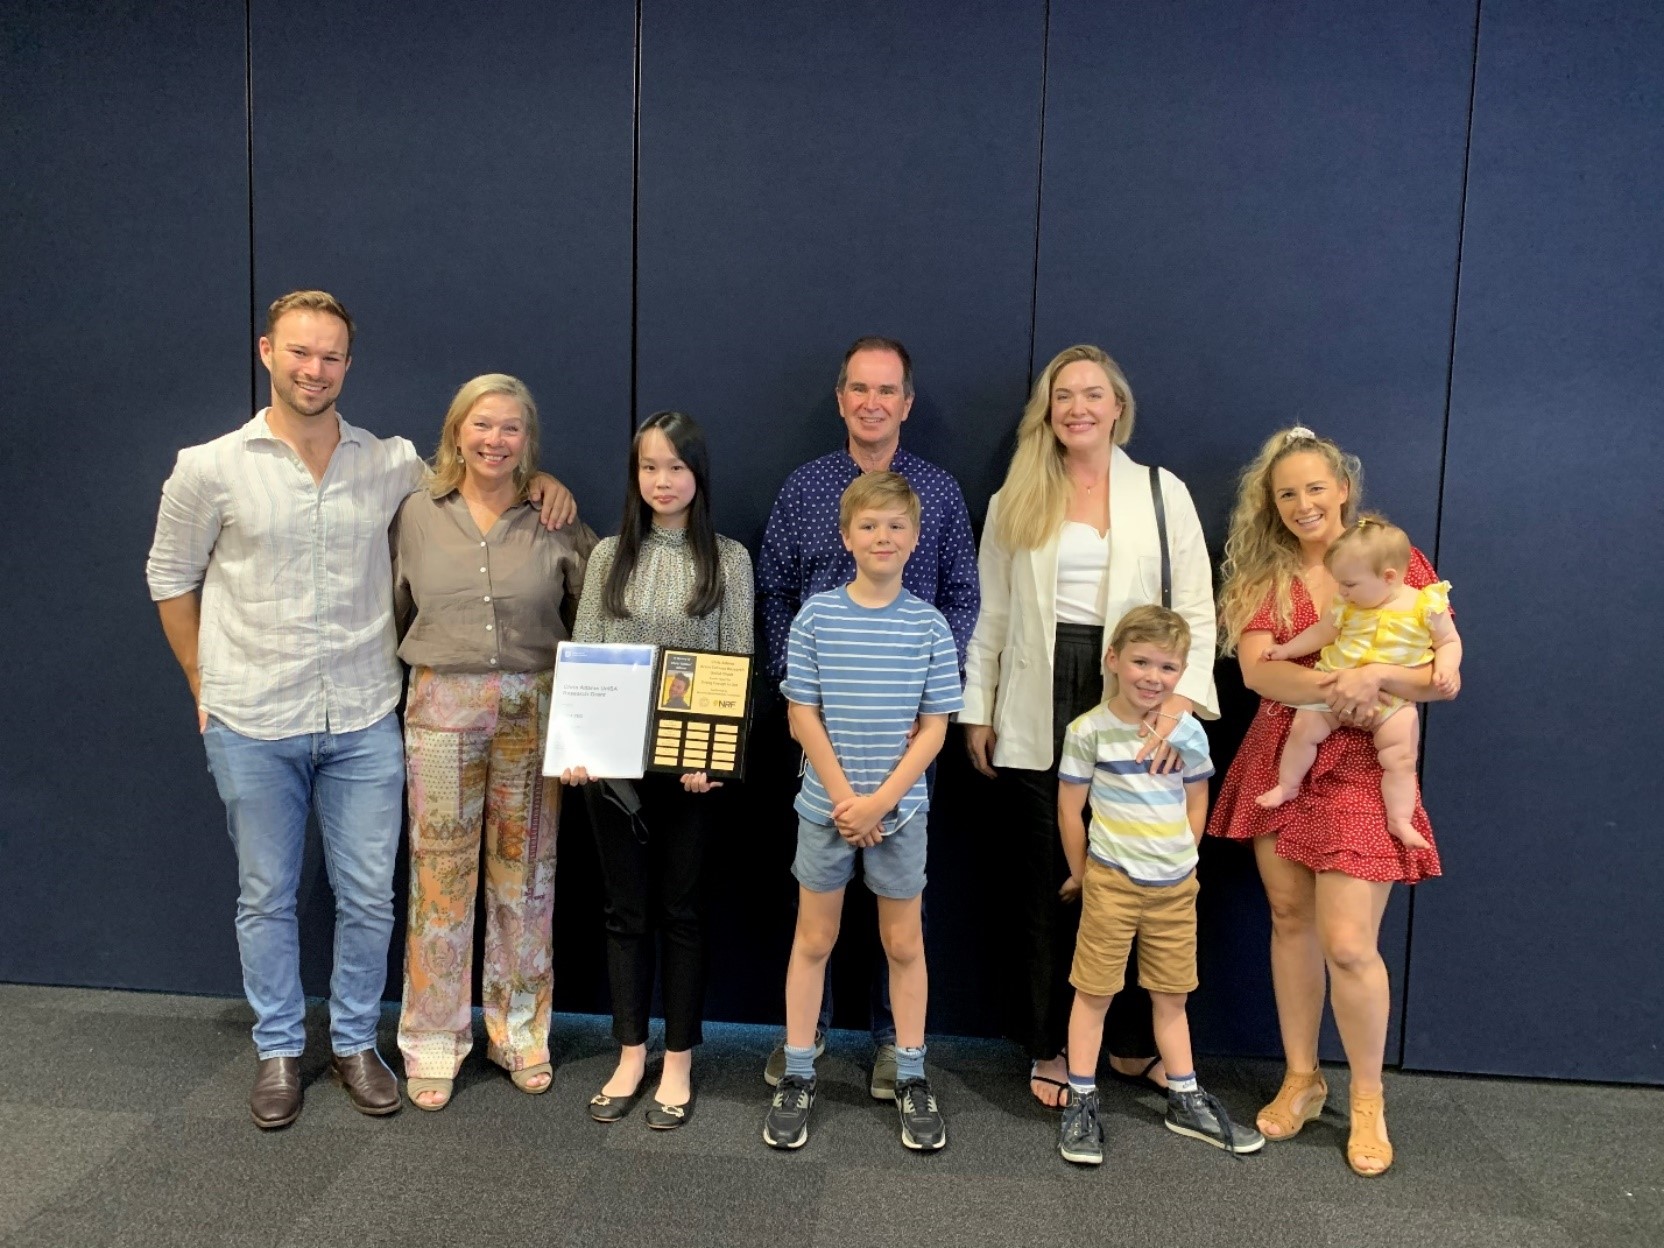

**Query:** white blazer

left=961, top=445, right=1218, bottom=770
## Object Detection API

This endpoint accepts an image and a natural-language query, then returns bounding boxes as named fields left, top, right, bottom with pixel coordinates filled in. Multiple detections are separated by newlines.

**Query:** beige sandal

left=1347, top=1088, right=1394, bottom=1176
left=510, top=1062, right=553, bottom=1095
left=407, top=1076, right=453, bottom=1112
left=1257, top=1068, right=1328, bottom=1140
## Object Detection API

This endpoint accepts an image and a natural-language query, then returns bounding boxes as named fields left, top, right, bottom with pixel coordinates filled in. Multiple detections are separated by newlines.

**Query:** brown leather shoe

left=331, top=1049, right=401, bottom=1116
left=250, top=1056, right=303, bottom=1129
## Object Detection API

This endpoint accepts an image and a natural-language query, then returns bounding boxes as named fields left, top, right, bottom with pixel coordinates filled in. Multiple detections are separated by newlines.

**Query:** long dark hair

left=602, top=410, right=726, bottom=620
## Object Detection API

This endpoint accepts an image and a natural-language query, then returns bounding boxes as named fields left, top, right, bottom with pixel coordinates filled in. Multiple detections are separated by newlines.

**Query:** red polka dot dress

left=1207, top=548, right=1443, bottom=883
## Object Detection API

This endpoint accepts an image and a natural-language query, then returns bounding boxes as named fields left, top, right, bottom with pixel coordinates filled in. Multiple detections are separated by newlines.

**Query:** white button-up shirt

left=146, top=410, right=425, bottom=740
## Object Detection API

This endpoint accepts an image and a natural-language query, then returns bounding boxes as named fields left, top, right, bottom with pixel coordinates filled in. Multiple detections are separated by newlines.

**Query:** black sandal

left=1029, top=1060, right=1072, bottom=1109
left=1107, top=1056, right=1166, bottom=1092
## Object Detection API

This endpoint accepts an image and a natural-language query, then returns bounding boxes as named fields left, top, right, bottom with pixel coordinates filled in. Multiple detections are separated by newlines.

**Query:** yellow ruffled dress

left=1317, top=581, right=1452, bottom=715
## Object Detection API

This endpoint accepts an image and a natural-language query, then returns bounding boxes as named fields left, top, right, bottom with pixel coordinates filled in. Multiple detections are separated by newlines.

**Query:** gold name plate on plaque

left=644, top=649, right=753, bottom=779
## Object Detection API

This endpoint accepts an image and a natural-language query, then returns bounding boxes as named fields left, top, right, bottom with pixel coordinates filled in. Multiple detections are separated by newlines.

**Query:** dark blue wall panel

left=634, top=0, right=1047, bottom=542
left=0, top=2, right=251, bottom=990
left=1032, top=0, right=1478, bottom=1059
left=248, top=0, right=636, bottom=1007
left=633, top=0, right=1047, bottom=1034
left=250, top=1, right=635, bottom=518
left=1409, top=0, right=1664, bottom=1084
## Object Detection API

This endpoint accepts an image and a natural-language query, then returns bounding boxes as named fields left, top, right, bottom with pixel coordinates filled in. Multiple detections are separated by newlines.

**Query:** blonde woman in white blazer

left=961, top=345, right=1218, bottom=1109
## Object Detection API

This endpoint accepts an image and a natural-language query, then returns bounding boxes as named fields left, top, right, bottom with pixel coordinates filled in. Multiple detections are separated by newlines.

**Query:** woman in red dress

left=1208, top=427, right=1457, bottom=1176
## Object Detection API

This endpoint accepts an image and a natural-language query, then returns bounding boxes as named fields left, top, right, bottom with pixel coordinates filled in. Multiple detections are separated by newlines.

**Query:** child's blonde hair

left=1108, top=604, right=1191, bottom=662
left=839, top=471, right=921, bottom=531
left=1325, top=513, right=1410, bottom=575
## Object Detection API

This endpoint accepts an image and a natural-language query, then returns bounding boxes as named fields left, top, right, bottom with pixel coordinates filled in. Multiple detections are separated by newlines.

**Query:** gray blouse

left=573, top=525, right=754, bottom=654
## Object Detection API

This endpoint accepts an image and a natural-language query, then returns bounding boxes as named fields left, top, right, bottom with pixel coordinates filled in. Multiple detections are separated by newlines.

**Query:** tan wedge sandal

left=1256, top=1068, right=1328, bottom=1140
left=1347, top=1088, right=1394, bottom=1176
left=407, top=1076, right=453, bottom=1112
left=510, top=1062, right=553, bottom=1095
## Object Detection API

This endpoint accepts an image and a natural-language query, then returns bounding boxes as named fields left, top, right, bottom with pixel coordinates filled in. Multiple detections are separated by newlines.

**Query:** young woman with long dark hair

left=561, top=411, right=753, bottom=1129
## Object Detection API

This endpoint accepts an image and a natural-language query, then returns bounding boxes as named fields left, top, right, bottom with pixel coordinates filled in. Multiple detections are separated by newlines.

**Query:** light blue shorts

left=792, top=813, right=927, bottom=900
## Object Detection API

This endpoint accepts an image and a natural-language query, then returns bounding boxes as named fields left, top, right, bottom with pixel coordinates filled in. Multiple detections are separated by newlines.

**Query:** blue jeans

left=203, top=714, right=404, bottom=1059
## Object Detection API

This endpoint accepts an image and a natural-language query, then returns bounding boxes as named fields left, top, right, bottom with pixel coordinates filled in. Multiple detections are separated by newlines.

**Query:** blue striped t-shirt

left=1058, top=705, right=1214, bottom=885
left=781, top=586, right=964, bottom=832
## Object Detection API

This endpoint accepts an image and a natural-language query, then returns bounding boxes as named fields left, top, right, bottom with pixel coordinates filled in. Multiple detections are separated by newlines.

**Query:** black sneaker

left=1165, top=1087, right=1265, bottom=1155
left=895, top=1076, right=947, bottom=1151
left=763, top=1074, right=816, bottom=1149
left=1058, top=1087, right=1104, bottom=1165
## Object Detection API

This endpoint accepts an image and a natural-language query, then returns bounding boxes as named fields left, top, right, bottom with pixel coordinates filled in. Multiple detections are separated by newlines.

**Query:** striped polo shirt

left=1058, top=705, right=1214, bottom=885
left=781, top=586, right=963, bottom=832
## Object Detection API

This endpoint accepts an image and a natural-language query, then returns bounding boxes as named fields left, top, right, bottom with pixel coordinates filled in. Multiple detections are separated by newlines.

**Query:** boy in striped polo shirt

left=763, top=472, right=962, bottom=1153
left=1054, top=605, right=1264, bottom=1165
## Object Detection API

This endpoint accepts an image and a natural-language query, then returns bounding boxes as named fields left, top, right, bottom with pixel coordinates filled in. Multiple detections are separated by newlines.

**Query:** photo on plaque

left=658, top=652, right=697, bottom=711
left=645, top=648, right=753, bottom=779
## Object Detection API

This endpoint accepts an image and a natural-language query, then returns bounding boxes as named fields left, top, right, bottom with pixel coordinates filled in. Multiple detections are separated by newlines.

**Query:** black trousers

left=1003, top=622, right=1157, bottom=1063
left=584, top=774, right=712, bottom=1051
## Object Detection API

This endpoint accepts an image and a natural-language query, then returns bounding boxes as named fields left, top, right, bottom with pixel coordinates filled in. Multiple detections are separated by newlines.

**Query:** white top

left=146, top=409, right=425, bottom=740
left=1054, top=521, right=1110, bottom=625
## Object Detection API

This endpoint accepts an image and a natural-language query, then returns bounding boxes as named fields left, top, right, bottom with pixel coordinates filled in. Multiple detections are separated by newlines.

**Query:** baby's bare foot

left=1389, top=821, right=1430, bottom=850
left=1255, top=784, right=1295, bottom=809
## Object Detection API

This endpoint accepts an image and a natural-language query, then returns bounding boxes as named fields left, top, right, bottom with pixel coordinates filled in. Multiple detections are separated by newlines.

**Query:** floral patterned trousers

left=397, top=668, right=559, bottom=1079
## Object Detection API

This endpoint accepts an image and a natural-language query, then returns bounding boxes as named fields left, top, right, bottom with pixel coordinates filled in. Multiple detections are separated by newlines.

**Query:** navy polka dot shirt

left=756, top=445, right=981, bottom=684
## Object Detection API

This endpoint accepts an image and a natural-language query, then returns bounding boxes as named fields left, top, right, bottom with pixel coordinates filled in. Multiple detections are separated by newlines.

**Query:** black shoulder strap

left=1149, top=464, right=1171, bottom=609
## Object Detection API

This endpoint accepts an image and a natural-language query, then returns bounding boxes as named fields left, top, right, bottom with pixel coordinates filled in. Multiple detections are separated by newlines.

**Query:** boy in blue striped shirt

left=1054, top=605, right=1264, bottom=1165
left=763, top=473, right=963, bottom=1152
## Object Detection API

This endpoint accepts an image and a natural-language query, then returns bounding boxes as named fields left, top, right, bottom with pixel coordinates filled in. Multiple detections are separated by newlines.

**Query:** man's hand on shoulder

left=527, top=473, right=577, bottom=530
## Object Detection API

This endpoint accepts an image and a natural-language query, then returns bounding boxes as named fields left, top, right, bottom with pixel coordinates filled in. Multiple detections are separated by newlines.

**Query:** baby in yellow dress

left=1255, top=516, right=1462, bottom=848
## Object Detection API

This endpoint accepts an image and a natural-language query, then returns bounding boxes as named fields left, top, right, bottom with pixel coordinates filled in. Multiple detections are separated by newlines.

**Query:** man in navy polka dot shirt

left=757, top=336, right=980, bottom=686
left=757, top=336, right=979, bottom=1097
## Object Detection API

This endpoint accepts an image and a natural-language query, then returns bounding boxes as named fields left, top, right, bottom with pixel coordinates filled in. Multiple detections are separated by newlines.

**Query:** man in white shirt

left=146, top=290, right=573, bottom=1129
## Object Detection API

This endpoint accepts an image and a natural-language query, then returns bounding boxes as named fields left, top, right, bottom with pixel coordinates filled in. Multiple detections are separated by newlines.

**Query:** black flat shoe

left=589, top=1085, right=642, bottom=1124
left=645, top=1098, right=691, bottom=1130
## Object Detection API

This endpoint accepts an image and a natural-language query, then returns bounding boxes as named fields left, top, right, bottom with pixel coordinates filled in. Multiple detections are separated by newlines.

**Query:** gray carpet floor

left=0, top=983, right=1657, bottom=1248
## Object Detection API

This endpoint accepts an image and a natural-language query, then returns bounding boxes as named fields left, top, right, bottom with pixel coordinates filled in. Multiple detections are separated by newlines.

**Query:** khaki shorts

left=1069, top=860, right=1199, bottom=997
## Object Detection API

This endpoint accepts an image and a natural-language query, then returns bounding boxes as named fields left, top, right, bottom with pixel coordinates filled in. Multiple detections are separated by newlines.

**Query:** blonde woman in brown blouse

left=392, top=374, right=596, bottom=1111
left=562, top=410, right=753, bottom=1130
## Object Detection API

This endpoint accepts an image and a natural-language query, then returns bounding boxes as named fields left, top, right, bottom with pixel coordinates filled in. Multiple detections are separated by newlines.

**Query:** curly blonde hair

left=1217, top=427, right=1362, bottom=654
left=425, top=374, right=542, bottom=500
left=994, top=345, right=1136, bottom=551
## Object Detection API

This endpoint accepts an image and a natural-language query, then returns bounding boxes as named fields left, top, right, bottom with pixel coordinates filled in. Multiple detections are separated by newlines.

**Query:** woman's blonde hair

left=1217, top=427, right=1362, bottom=654
left=993, top=345, right=1136, bottom=551
left=426, top=373, right=542, bottom=499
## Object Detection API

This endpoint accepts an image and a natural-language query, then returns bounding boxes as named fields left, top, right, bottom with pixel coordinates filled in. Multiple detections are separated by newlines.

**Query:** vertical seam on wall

left=1024, top=0, right=1052, bottom=385
left=629, top=0, right=643, bottom=434
left=245, top=0, right=257, bottom=412
left=1433, top=2, right=1482, bottom=575
left=1402, top=0, right=1484, bottom=1071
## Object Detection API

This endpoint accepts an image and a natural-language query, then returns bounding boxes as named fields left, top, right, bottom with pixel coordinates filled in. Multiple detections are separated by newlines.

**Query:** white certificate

left=542, top=642, right=656, bottom=778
